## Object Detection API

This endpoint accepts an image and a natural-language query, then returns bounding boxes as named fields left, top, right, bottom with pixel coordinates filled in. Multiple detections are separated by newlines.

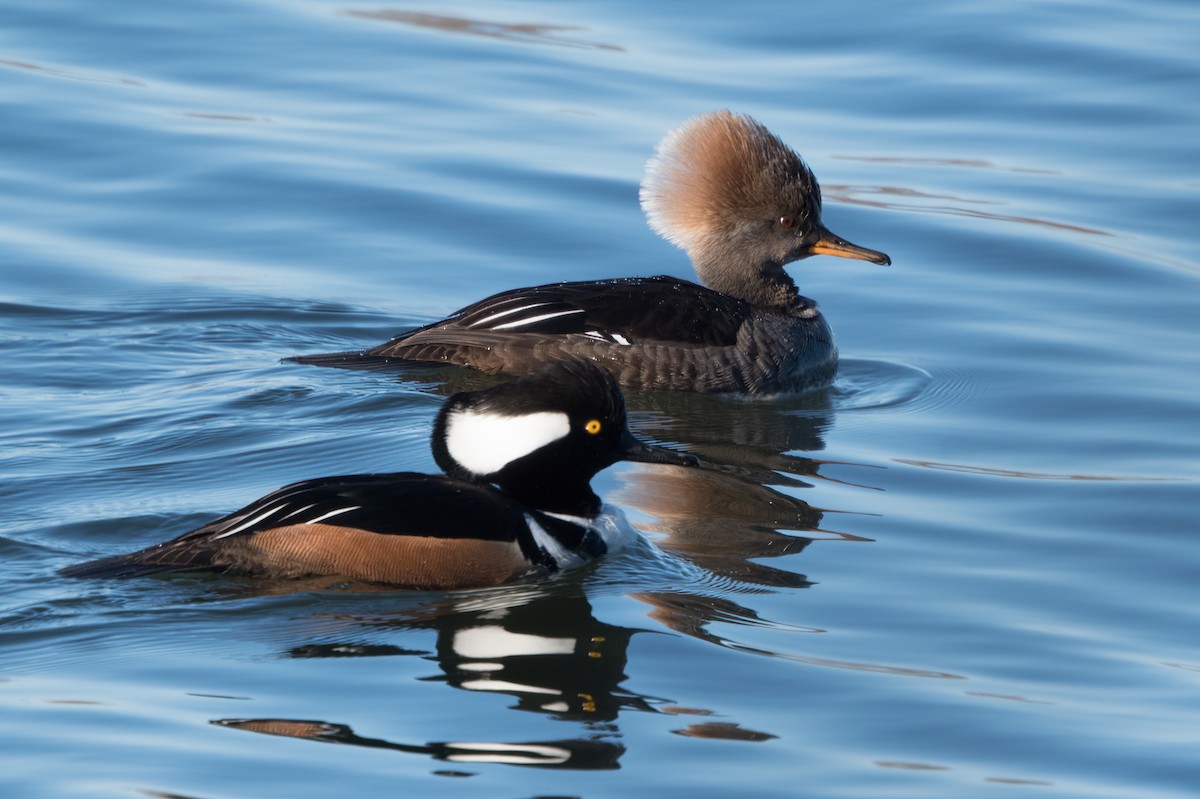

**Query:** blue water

left=2, top=1, right=1198, bottom=797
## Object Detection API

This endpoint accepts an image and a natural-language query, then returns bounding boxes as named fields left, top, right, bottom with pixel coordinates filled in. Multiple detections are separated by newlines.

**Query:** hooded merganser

left=293, top=110, right=890, bottom=395
left=60, top=360, right=697, bottom=589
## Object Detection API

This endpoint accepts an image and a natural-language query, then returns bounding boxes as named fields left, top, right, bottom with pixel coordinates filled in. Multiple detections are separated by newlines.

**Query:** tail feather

left=60, top=541, right=219, bottom=579
left=285, top=350, right=444, bottom=371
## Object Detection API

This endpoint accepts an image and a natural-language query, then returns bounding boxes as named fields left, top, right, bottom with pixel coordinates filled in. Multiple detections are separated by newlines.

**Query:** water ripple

left=342, top=10, right=626, bottom=52
left=829, top=358, right=933, bottom=412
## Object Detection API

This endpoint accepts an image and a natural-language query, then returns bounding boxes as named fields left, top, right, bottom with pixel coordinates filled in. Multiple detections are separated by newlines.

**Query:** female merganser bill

left=61, top=360, right=697, bottom=589
left=294, top=110, right=890, bottom=394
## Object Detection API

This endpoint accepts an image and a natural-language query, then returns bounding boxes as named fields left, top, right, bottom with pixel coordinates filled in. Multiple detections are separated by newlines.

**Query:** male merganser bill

left=293, top=110, right=890, bottom=394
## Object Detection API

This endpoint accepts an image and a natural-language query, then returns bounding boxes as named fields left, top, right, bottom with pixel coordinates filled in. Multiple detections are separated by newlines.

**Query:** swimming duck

left=61, top=360, right=697, bottom=588
left=293, top=110, right=890, bottom=395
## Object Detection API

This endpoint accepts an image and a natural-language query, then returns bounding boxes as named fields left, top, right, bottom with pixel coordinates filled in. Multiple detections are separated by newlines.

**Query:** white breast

left=526, top=504, right=642, bottom=570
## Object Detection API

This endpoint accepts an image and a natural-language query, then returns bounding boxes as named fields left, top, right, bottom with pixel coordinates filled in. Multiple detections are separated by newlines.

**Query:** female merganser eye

left=584, top=419, right=602, bottom=435
left=778, top=214, right=796, bottom=229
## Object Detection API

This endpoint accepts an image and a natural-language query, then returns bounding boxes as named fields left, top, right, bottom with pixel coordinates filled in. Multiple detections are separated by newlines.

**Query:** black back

left=391, top=276, right=753, bottom=348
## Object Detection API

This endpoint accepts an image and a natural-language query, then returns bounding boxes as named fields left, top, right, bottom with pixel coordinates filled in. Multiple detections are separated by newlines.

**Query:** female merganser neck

left=292, top=110, right=890, bottom=395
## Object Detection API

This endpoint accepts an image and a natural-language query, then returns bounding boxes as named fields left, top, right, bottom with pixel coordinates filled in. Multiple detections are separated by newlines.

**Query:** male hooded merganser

left=293, top=110, right=889, bottom=395
left=60, top=360, right=697, bottom=589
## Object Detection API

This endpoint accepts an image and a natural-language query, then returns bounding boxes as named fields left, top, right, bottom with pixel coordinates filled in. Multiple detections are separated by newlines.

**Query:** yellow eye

left=584, top=419, right=602, bottom=435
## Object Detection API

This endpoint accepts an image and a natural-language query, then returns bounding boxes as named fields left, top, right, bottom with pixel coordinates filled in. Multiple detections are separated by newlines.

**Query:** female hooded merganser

left=60, top=360, right=697, bottom=589
left=294, top=110, right=890, bottom=395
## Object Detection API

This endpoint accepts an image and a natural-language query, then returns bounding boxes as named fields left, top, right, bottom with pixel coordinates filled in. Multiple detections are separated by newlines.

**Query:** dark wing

left=187, top=473, right=530, bottom=541
left=60, top=474, right=537, bottom=579
left=379, top=276, right=752, bottom=352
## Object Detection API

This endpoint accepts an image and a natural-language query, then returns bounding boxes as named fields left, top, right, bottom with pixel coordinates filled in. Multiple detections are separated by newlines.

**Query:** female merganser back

left=61, top=360, right=697, bottom=589
left=293, top=110, right=890, bottom=394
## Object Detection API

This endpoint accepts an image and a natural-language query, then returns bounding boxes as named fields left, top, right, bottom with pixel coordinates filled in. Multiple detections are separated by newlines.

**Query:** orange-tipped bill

left=807, top=227, right=891, bottom=265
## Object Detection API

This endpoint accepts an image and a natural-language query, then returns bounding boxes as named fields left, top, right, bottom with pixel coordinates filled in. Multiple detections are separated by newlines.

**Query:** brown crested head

left=640, top=110, right=889, bottom=307
left=641, top=110, right=821, bottom=253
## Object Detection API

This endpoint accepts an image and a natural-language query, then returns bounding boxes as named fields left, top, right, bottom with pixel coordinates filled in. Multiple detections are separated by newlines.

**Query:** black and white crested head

left=432, top=359, right=696, bottom=515
left=640, top=110, right=890, bottom=309
left=433, top=358, right=622, bottom=480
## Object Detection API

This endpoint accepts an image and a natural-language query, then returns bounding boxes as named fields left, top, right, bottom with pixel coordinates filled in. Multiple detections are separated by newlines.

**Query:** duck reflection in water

left=215, top=589, right=778, bottom=771
left=214, top=717, right=624, bottom=771
left=618, top=386, right=876, bottom=588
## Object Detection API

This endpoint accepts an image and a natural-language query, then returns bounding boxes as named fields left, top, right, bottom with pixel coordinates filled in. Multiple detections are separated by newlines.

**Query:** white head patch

left=445, top=409, right=571, bottom=476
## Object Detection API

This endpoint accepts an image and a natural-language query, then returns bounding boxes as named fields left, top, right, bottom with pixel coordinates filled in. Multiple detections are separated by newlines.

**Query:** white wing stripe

left=466, top=302, right=552, bottom=328
left=491, top=308, right=585, bottom=331
left=304, top=505, right=363, bottom=525
left=213, top=503, right=288, bottom=539
left=279, top=502, right=318, bottom=521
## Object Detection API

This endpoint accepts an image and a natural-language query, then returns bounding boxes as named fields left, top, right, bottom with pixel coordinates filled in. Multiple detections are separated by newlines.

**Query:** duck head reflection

left=614, top=388, right=876, bottom=589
